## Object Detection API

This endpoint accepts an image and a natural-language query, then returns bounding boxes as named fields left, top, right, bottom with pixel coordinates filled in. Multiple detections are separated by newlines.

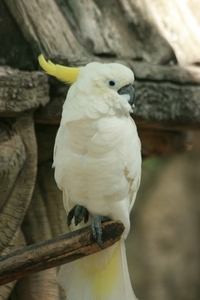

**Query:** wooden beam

left=133, top=80, right=200, bottom=127
left=0, top=221, right=124, bottom=286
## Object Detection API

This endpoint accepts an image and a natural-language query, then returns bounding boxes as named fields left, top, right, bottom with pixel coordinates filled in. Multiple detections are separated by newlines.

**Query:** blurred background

left=127, top=131, right=200, bottom=300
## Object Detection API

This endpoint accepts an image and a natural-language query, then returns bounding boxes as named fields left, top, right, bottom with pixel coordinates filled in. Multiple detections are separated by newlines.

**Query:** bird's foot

left=67, top=205, right=89, bottom=227
left=91, top=215, right=110, bottom=249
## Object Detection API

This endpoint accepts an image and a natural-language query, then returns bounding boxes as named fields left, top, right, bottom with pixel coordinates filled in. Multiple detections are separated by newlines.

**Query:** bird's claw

left=67, top=205, right=89, bottom=227
left=91, top=216, right=110, bottom=249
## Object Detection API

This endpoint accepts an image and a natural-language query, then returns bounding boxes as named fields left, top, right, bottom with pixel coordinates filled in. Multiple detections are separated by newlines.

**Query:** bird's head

left=77, top=62, right=135, bottom=109
left=38, top=55, right=135, bottom=116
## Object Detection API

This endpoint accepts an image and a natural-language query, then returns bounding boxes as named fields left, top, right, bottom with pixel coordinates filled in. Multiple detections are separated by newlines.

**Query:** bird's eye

left=107, top=80, right=118, bottom=89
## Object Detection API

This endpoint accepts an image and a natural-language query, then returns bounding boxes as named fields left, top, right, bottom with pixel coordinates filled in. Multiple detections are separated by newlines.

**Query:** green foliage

left=142, top=157, right=165, bottom=172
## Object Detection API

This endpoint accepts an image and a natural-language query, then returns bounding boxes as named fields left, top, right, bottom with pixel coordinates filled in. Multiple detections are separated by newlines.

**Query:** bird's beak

left=117, top=84, right=135, bottom=107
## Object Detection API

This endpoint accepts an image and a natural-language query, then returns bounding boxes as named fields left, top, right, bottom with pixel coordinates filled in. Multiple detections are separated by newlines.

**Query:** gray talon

left=91, top=216, right=110, bottom=249
left=67, top=205, right=89, bottom=227
left=67, top=206, right=76, bottom=227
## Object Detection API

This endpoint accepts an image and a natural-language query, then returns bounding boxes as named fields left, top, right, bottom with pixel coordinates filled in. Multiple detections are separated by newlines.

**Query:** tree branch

left=0, top=220, right=124, bottom=286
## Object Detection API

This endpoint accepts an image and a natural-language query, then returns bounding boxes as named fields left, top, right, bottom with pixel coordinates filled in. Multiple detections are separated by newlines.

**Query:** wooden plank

left=0, top=221, right=124, bottom=286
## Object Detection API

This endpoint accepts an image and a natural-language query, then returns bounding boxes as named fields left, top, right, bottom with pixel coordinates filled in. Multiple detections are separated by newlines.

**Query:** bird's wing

left=122, top=117, right=141, bottom=211
left=91, top=115, right=141, bottom=212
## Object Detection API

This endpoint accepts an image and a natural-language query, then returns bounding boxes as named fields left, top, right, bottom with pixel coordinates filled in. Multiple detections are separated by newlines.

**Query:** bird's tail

left=57, top=240, right=138, bottom=300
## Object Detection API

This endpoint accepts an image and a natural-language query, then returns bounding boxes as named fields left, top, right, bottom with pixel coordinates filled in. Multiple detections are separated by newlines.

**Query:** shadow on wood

left=0, top=220, right=124, bottom=286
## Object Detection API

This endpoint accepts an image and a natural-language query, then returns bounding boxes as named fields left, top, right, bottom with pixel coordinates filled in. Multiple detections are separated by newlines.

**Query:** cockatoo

left=38, top=55, right=141, bottom=300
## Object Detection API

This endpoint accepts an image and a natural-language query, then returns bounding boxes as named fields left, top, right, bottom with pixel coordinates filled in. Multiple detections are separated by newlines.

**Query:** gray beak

left=117, top=84, right=135, bottom=106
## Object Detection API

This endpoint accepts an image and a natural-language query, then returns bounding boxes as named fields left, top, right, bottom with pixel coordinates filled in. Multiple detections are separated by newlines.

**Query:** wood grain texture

left=0, top=115, right=37, bottom=254
left=133, top=81, right=200, bottom=125
left=0, top=115, right=38, bottom=298
left=130, top=61, right=200, bottom=85
left=0, top=67, right=49, bottom=116
left=56, top=0, right=173, bottom=62
left=5, top=0, right=88, bottom=60
left=4, top=0, right=175, bottom=64
left=0, top=230, right=26, bottom=300
left=0, top=221, right=124, bottom=286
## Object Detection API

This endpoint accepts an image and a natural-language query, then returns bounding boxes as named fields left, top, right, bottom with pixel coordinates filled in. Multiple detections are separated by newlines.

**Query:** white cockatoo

left=38, top=55, right=141, bottom=300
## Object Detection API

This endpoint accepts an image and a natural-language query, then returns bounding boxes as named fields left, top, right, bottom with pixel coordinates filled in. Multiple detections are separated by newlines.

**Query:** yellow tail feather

left=38, top=54, right=80, bottom=84
left=93, top=244, right=119, bottom=300
left=57, top=241, right=138, bottom=300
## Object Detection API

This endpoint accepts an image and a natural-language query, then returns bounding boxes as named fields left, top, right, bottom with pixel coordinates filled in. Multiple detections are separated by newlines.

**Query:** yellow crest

left=38, top=54, right=80, bottom=84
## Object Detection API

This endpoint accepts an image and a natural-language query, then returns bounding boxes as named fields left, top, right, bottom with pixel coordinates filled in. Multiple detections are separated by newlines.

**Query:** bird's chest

left=65, top=119, right=98, bottom=155
left=61, top=117, right=126, bottom=183
left=65, top=118, right=122, bottom=157
left=55, top=116, right=135, bottom=214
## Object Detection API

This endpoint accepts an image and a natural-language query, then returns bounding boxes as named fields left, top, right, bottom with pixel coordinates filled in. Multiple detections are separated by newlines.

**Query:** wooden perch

left=0, top=220, right=124, bottom=286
